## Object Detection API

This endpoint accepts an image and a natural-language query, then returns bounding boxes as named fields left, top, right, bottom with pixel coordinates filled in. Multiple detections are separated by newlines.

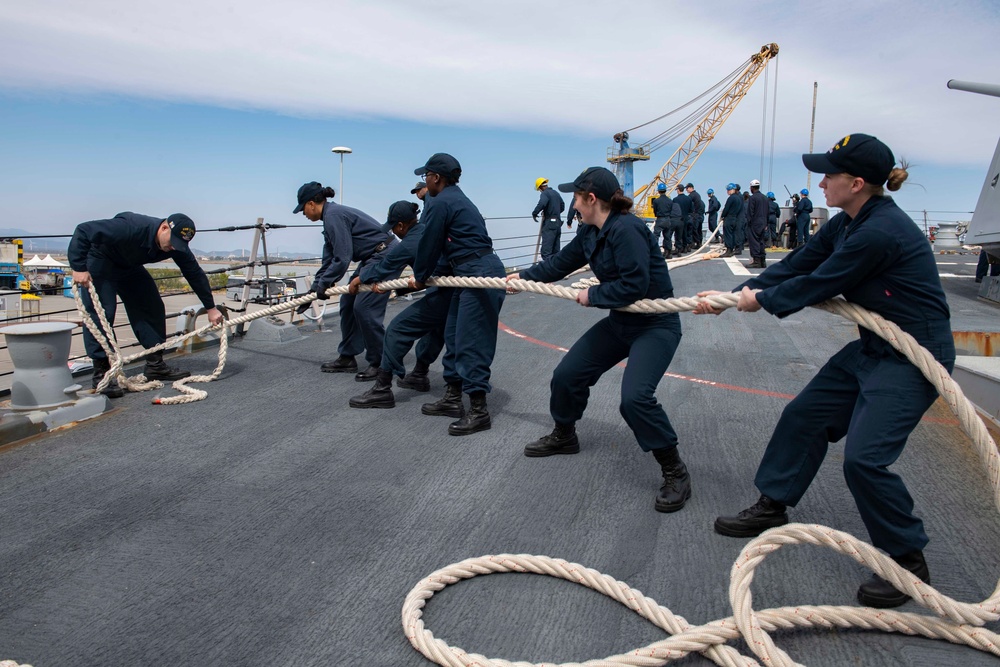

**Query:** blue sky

left=2, top=0, right=998, bottom=254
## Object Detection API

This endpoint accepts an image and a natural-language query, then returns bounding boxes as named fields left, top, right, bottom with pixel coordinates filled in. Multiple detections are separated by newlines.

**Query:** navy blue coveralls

left=736, top=193, right=749, bottom=252
left=767, top=200, right=781, bottom=246
left=794, top=195, right=814, bottom=246
left=746, top=190, right=769, bottom=261
left=742, top=196, right=954, bottom=557
left=67, top=212, right=217, bottom=361
left=707, top=195, right=721, bottom=238
left=673, top=191, right=693, bottom=248
left=688, top=190, right=705, bottom=246
left=650, top=194, right=672, bottom=249
left=313, top=202, right=398, bottom=367
left=413, top=185, right=505, bottom=395
left=520, top=212, right=683, bottom=452
left=358, top=222, right=450, bottom=380
left=533, top=188, right=566, bottom=260
left=720, top=193, right=743, bottom=251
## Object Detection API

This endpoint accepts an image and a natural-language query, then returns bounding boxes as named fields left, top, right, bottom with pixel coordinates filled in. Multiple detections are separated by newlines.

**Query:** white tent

left=40, top=254, right=67, bottom=267
left=24, top=255, right=45, bottom=266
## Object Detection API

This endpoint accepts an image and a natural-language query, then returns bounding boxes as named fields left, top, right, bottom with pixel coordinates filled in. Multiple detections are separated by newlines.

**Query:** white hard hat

left=750, top=179, right=761, bottom=187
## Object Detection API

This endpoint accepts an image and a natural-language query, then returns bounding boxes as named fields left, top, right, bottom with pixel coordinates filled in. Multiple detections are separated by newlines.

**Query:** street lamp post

left=331, top=146, right=353, bottom=204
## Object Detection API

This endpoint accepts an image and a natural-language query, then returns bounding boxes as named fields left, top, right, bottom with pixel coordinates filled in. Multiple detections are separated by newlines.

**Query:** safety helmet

left=726, top=183, right=735, bottom=190
left=657, top=183, right=667, bottom=192
left=800, top=188, right=809, bottom=195
left=707, top=188, right=714, bottom=194
left=766, top=191, right=775, bottom=199
left=535, top=177, right=548, bottom=191
left=750, top=179, right=761, bottom=187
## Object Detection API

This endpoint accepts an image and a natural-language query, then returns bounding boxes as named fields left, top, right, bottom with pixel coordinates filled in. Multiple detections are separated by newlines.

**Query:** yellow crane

left=608, top=43, right=780, bottom=219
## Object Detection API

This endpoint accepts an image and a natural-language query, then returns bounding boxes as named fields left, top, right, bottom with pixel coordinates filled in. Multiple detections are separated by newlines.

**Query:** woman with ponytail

left=697, top=134, right=954, bottom=610
left=293, top=181, right=398, bottom=381
left=507, top=167, right=690, bottom=514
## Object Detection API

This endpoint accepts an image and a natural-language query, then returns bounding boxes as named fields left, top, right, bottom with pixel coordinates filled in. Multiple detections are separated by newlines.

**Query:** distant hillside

left=0, top=228, right=70, bottom=255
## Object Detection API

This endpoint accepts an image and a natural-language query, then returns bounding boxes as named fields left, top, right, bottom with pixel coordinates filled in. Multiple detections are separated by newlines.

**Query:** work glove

left=311, top=285, right=329, bottom=302
left=295, top=286, right=328, bottom=314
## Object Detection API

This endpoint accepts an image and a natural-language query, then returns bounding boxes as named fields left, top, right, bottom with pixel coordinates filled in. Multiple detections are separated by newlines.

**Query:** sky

left=1, top=0, right=999, bottom=254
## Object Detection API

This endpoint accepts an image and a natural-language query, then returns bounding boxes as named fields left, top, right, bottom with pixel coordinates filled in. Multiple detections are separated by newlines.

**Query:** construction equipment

left=608, top=43, right=780, bottom=219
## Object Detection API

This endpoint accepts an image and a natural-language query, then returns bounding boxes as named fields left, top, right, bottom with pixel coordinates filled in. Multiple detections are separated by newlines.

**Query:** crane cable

left=767, top=56, right=780, bottom=192
left=760, top=60, right=769, bottom=181
left=620, top=57, right=753, bottom=151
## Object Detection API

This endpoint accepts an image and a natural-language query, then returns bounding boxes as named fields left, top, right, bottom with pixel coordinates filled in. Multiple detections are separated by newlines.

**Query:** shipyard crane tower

left=607, top=43, right=779, bottom=218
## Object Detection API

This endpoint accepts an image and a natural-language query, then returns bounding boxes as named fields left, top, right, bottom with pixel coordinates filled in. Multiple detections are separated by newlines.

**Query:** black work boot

left=397, top=360, right=430, bottom=392
left=91, top=358, right=124, bottom=399
left=321, top=355, right=358, bottom=373
left=652, top=447, right=691, bottom=513
left=349, top=368, right=396, bottom=409
left=759, top=257, right=767, bottom=268
left=714, top=494, right=789, bottom=537
left=524, top=423, right=580, bottom=457
left=448, top=391, right=491, bottom=436
left=721, top=249, right=734, bottom=258
left=354, top=364, right=380, bottom=382
left=857, top=550, right=930, bottom=608
left=421, top=382, right=465, bottom=418
left=144, top=352, right=191, bottom=381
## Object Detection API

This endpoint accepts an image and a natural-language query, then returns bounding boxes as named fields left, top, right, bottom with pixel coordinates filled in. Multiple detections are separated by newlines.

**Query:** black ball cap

left=410, top=181, right=427, bottom=194
left=294, top=181, right=329, bottom=214
left=557, top=167, right=621, bottom=201
left=166, top=213, right=196, bottom=252
left=383, top=200, right=419, bottom=232
left=414, top=153, right=462, bottom=178
left=802, top=133, right=895, bottom=185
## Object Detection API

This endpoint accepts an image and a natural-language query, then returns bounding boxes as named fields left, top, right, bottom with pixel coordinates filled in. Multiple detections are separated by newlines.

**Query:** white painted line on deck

left=724, top=257, right=752, bottom=276
left=939, top=273, right=975, bottom=278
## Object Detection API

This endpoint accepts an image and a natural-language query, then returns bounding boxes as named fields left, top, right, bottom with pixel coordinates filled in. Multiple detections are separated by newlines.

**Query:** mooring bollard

left=1, top=322, right=82, bottom=410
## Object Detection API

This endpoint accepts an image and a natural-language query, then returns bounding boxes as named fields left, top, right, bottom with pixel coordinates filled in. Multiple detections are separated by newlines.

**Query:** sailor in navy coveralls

left=408, top=153, right=506, bottom=436
left=294, top=182, right=398, bottom=382
left=348, top=201, right=451, bottom=409
left=508, top=167, right=691, bottom=514
left=697, top=134, right=954, bottom=609
left=69, top=212, right=224, bottom=398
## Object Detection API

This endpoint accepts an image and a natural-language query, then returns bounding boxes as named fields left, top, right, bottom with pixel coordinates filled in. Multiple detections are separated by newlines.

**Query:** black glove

left=311, top=285, right=329, bottom=302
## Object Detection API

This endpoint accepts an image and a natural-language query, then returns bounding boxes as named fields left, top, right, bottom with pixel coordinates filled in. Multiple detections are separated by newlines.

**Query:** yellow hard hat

left=535, top=177, right=548, bottom=191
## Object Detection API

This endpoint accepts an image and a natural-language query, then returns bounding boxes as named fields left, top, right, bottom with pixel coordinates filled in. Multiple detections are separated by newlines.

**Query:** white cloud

left=1, top=0, right=998, bottom=165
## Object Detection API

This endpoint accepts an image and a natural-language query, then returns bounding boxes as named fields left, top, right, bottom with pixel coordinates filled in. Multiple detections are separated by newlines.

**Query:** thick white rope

left=401, top=290, right=1000, bottom=667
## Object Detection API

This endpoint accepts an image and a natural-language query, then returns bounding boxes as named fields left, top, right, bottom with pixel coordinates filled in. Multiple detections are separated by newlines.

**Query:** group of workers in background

left=68, top=134, right=964, bottom=614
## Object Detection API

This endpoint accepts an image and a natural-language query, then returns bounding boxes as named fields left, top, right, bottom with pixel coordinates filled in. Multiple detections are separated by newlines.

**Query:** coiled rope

left=401, top=290, right=1000, bottom=667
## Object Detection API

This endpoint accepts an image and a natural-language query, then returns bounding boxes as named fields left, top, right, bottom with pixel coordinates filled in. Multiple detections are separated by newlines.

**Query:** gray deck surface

left=3, top=251, right=1000, bottom=666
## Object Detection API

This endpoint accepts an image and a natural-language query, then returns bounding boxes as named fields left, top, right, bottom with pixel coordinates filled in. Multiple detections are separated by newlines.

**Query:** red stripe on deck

left=497, top=321, right=960, bottom=425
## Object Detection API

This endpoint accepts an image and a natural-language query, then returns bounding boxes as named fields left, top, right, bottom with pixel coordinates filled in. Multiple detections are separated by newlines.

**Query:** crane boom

left=632, top=43, right=779, bottom=218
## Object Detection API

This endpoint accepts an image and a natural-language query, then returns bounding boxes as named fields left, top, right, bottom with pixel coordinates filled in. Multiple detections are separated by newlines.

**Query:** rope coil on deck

left=401, top=291, right=1000, bottom=667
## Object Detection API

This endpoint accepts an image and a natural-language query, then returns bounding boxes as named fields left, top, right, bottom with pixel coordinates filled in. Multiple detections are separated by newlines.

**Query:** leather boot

left=144, top=352, right=191, bottom=381
left=91, top=357, right=124, bottom=399
left=397, top=360, right=430, bottom=392
left=421, top=382, right=465, bottom=418
left=321, top=355, right=358, bottom=373
left=354, top=364, right=380, bottom=382
left=448, top=391, right=491, bottom=436
left=857, top=550, right=930, bottom=608
left=721, top=249, right=734, bottom=258
left=652, top=447, right=691, bottom=513
left=714, top=494, right=788, bottom=537
left=759, top=257, right=767, bottom=268
left=349, top=368, right=395, bottom=409
left=524, top=423, right=580, bottom=457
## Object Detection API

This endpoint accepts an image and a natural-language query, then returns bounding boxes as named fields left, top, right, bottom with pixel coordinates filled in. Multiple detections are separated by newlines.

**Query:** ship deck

left=2, top=251, right=1000, bottom=666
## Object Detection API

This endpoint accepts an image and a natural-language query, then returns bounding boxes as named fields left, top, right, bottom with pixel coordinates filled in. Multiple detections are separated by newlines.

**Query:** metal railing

left=0, top=214, right=548, bottom=390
